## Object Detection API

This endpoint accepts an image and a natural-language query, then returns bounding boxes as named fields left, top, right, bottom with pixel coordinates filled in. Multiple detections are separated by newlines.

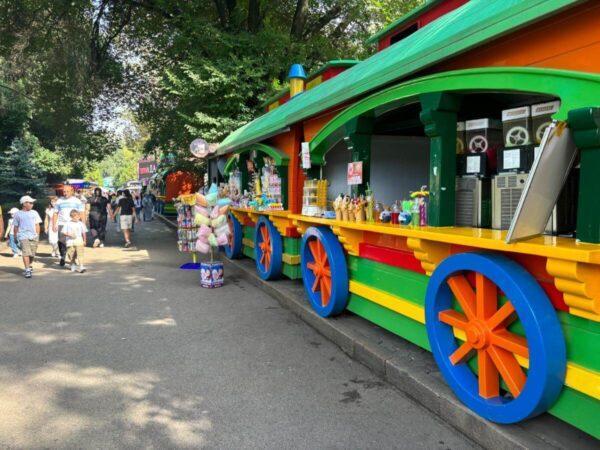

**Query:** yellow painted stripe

left=306, top=75, right=323, bottom=90
left=282, top=253, right=300, bottom=265
left=268, top=102, right=279, bottom=111
left=349, top=280, right=600, bottom=400
left=242, top=238, right=254, bottom=248
left=350, top=280, right=424, bottom=324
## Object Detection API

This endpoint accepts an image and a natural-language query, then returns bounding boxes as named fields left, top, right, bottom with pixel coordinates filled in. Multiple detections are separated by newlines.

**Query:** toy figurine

left=355, top=196, right=366, bottom=222
left=365, top=184, right=375, bottom=222
left=410, top=186, right=430, bottom=227
left=348, top=197, right=355, bottom=222
left=341, top=195, right=351, bottom=221
left=380, top=205, right=392, bottom=223
left=333, top=194, right=343, bottom=221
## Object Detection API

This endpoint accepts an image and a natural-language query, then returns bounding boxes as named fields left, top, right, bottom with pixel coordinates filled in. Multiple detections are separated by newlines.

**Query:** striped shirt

left=56, top=196, right=85, bottom=226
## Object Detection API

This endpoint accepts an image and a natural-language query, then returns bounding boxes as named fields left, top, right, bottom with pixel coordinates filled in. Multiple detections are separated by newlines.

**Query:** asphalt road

left=0, top=218, right=476, bottom=449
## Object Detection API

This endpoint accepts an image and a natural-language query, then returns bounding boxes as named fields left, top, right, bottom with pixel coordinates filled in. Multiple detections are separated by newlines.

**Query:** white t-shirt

left=62, top=220, right=88, bottom=247
left=56, top=196, right=85, bottom=226
left=13, top=210, right=42, bottom=240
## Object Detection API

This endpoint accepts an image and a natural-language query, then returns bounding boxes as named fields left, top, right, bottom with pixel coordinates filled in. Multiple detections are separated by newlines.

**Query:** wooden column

left=345, top=116, right=374, bottom=196
left=419, top=93, right=461, bottom=227
left=568, top=107, right=600, bottom=243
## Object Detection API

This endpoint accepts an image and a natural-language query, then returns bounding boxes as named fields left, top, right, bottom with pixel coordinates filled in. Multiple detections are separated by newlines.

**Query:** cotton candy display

left=194, top=183, right=232, bottom=254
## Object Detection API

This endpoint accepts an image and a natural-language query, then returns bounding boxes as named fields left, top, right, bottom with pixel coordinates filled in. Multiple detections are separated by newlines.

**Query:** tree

left=0, top=133, right=44, bottom=204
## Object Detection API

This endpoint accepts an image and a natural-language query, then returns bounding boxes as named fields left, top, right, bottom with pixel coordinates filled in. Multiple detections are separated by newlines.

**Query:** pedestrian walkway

left=0, top=220, right=476, bottom=448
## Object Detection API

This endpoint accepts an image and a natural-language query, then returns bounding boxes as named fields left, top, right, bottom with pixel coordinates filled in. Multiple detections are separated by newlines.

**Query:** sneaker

left=71, top=264, right=77, bottom=272
left=78, top=266, right=86, bottom=273
left=99, top=243, right=104, bottom=248
left=13, top=253, right=19, bottom=258
left=92, top=238, right=100, bottom=248
left=24, top=268, right=32, bottom=278
left=59, top=258, right=65, bottom=267
left=124, top=242, right=132, bottom=248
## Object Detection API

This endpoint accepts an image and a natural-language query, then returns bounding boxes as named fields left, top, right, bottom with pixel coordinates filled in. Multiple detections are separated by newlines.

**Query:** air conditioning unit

left=492, top=173, right=528, bottom=230
left=455, top=176, right=491, bottom=228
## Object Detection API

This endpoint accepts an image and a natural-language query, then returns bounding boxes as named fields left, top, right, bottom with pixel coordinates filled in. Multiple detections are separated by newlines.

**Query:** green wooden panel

left=283, top=237, right=301, bottom=255
left=549, top=386, right=600, bottom=439
left=348, top=256, right=429, bottom=306
left=347, top=293, right=430, bottom=350
left=242, top=245, right=255, bottom=259
left=282, top=263, right=302, bottom=280
left=243, top=225, right=255, bottom=240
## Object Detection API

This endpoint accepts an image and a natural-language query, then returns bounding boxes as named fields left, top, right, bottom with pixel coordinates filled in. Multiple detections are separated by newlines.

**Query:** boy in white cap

left=13, top=195, right=42, bottom=278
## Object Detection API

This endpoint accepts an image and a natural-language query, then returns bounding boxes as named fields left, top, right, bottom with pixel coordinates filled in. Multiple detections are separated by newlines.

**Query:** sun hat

left=8, top=207, right=19, bottom=215
left=19, top=195, right=36, bottom=204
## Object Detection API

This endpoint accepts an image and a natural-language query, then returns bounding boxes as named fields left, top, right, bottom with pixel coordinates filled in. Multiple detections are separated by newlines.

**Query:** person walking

left=113, top=190, right=123, bottom=232
left=4, top=208, right=21, bottom=257
left=44, top=196, right=60, bottom=257
left=0, top=204, right=4, bottom=241
left=63, top=209, right=87, bottom=273
left=142, top=191, right=154, bottom=221
left=114, top=189, right=137, bottom=248
left=13, top=196, right=42, bottom=278
left=89, top=188, right=111, bottom=247
left=53, top=185, right=85, bottom=267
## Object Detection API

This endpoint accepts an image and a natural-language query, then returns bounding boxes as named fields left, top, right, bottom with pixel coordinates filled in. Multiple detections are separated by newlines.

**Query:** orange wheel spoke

left=323, top=267, right=332, bottom=277
left=438, top=310, right=469, bottom=330
left=475, top=273, right=497, bottom=320
left=260, top=253, right=266, bottom=265
left=260, top=226, right=268, bottom=242
left=487, top=346, right=526, bottom=397
left=478, top=349, right=500, bottom=399
left=447, top=275, right=477, bottom=321
left=486, top=302, right=516, bottom=330
left=312, top=275, right=320, bottom=292
left=490, top=330, right=529, bottom=358
left=308, top=240, right=319, bottom=261
left=307, top=262, right=317, bottom=272
left=449, top=341, right=475, bottom=365
left=320, top=279, right=330, bottom=307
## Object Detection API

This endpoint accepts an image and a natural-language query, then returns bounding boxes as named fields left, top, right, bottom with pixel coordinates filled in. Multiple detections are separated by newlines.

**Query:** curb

left=158, top=213, right=596, bottom=449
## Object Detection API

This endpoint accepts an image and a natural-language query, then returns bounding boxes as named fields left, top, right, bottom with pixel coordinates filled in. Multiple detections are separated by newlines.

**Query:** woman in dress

left=44, top=196, right=59, bottom=257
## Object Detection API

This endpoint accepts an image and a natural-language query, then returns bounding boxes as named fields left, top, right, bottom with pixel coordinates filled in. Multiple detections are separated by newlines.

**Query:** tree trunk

left=290, top=0, right=309, bottom=40
left=248, top=0, right=261, bottom=32
left=213, top=0, right=228, bottom=28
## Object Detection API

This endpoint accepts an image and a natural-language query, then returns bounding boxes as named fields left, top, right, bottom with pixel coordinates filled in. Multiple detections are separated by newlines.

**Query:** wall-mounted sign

left=301, top=142, right=311, bottom=169
left=347, top=161, right=363, bottom=185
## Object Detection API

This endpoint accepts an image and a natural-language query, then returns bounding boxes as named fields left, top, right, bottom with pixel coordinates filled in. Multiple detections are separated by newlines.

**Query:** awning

left=217, top=0, right=583, bottom=153
left=223, top=143, right=289, bottom=175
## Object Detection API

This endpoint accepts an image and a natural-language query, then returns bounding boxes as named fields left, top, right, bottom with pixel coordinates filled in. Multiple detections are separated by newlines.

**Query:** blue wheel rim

left=425, top=252, right=566, bottom=424
left=224, top=213, right=243, bottom=259
left=254, top=216, right=282, bottom=280
left=300, top=226, right=349, bottom=317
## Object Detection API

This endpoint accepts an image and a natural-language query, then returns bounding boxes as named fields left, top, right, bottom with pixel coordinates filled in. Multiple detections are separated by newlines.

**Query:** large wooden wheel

left=254, top=216, right=282, bottom=280
left=223, top=213, right=243, bottom=259
left=300, top=226, right=348, bottom=317
left=425, top=252, right=566, bottom=424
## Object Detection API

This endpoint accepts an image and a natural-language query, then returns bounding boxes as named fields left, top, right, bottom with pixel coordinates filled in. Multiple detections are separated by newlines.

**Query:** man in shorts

left=53, top=184, right=85, bottom=266
left=114, top=189, right=137, bottom=248
left=13, top=195, right=42, bottom=278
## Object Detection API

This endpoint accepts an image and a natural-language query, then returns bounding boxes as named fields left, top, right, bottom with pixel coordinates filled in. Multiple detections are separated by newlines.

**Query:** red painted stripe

left=359, top=243, right=426, bottom=274
left=285, top=227, right=301, bottom=238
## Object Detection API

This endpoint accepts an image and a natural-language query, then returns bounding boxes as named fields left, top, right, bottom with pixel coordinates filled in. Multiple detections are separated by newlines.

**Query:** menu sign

left=347, top=161, right=363, bottom=185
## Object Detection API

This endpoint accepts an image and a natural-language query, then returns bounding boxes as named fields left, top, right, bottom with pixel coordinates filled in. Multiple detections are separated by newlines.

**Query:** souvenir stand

left=210, top=0, right=600, bottom=438
left=175, top=194, right=201, bottom=270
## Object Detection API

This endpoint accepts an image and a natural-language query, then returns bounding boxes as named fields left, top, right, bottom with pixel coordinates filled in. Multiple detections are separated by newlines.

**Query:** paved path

left=0, top=219, right=476, bottom=449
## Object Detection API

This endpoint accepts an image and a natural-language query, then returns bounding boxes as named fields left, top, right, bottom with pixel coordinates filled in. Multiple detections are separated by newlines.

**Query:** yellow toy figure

left=365, top=184, right=375, bottom=222
left=341, top=195, right=351, bottom=221
left=333, top=194, right=343, bottom=221
left=355, top=196, right=366, bottom=222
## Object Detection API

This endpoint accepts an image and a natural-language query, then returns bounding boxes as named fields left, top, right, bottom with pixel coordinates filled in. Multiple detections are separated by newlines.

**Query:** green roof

left=365, top=0, right=443, bottom=45
left=218, top=0, right=583, bottom=154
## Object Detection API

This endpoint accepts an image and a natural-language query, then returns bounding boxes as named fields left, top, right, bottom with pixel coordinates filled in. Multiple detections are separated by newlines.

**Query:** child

left=12, top=196, right=42, bottom=278
left=44, top=196, right=59, bottom=257
left=4, top=208, right=21, bottom=258
left=63, top=209, right=87, bottom=273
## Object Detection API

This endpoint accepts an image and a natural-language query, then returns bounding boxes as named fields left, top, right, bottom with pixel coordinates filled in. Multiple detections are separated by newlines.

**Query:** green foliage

left=0, top=132, right=44, bottom=204
left=85, top=144, right=142, bottom=189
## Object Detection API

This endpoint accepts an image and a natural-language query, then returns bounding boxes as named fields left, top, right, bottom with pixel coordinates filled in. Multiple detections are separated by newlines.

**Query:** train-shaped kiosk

left=207, top=0, right=600, bottom=438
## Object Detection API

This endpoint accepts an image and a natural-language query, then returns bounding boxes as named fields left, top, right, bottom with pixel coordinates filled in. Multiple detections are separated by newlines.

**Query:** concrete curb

left=158, top=213, right=596, bottom=449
